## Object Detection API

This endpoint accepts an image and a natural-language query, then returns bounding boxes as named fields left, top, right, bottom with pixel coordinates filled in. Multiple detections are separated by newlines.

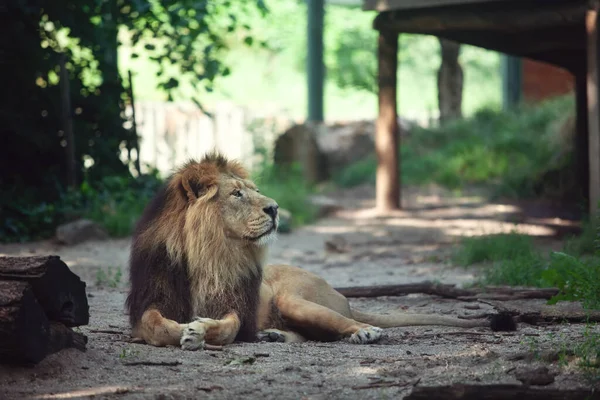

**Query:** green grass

left=452, top=232, right=537, bottom=267
left=334, top=95, right=576, bottom=200
left=452, top=214, right=600, bottom=310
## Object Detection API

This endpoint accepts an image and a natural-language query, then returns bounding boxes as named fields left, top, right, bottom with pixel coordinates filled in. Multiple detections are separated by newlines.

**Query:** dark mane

left=125, top=179, right=193, bottom=327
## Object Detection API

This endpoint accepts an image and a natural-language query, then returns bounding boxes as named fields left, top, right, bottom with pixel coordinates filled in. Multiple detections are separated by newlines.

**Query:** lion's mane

left=125, top=153, right=264, bottom=342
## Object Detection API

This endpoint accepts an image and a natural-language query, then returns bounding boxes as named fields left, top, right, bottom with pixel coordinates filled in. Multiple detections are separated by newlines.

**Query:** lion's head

left=137, top=152, right=279, bottom=265
left=174, top=153, right=279, bottom=246
left=127, top=152, right=277, bottom=334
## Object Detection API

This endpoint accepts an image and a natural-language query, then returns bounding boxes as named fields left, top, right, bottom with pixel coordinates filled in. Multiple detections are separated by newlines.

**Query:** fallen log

left=334, top=282, right=559, bottom=301
left=0, top=281, right=87, bottom=365
left=0, top=255, right=89, bottom=326
left=0, top=280, right=49, bottom=364
left=405, top=384, right=600, bottom=400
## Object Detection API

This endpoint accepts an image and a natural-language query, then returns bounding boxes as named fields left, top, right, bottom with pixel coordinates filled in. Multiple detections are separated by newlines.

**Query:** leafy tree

left=2, top=0, right=267, bottom=241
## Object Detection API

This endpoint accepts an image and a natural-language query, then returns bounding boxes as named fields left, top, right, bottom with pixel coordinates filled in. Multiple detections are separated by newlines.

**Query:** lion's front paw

left=180, top=320, right=207, bottom=351
left=257, top=330, right=286, bottom=343
left=349, top=326, right=383, bottom=344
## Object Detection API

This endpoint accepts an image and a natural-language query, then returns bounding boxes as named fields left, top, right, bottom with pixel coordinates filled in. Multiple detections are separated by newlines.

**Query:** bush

left=1, top=170, right=163, bottom=243
left=66, top=171, right=164, bottom=237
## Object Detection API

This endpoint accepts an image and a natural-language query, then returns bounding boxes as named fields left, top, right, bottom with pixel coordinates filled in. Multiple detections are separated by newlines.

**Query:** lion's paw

left=257, top=330, right=286, bottom=343
left=349, top=326, right=383, bottom=344
left=180, top=320, right=207, bottom=351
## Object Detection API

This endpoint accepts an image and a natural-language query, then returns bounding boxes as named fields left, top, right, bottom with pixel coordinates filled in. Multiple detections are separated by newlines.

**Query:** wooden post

left=307, top=0, right=325, bottom=122
left=575, top=74, right=590, bottom=207
left=376, top=30, right=400, bottom=212
left=586, top=9, right=600, bottom=217
left=127, top=70, right=142, bottom=176
left=59, top=54, right=76, bottom=189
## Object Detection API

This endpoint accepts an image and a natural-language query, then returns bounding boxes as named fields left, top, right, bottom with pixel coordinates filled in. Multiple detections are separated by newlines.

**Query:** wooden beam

left=417, top=30, right=584, bottom=73
left=376, top=30, right=400, bottom=212
left=373, top=2, right=588, bottom=33
left=363, top=0, right=509, bottom=13
left=587, top=8, right=600, bottom=217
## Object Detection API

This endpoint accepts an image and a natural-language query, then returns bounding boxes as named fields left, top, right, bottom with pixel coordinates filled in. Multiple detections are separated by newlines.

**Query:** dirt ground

left=1, top=184, right=598, bottom=399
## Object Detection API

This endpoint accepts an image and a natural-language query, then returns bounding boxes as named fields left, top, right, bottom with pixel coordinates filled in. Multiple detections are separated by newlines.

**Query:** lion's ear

left=180, top=172, right=217, bottom=201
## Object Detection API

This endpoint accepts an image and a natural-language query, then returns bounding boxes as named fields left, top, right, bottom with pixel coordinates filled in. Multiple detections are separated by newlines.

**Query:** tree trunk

left=437, top=38, right=463, bottom=124
left=0, top=256, right=89, bottom=327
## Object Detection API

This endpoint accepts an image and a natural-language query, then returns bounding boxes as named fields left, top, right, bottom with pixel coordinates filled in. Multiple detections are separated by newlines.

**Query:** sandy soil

left=1, top=184, right=597, bottom=399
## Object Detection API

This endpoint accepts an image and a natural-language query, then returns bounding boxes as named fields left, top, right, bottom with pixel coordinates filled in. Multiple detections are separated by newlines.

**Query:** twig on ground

left=122, top=360, right=182, bottom=366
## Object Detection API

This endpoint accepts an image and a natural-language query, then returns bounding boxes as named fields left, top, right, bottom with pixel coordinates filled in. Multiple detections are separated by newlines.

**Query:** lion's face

left=176, top=156, right=279, bottom=247
left=217, top=174, right=279, bottom=245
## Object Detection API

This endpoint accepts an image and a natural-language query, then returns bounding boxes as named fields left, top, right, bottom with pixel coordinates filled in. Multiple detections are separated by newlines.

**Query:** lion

left=125, top=152, right=515, bottom=350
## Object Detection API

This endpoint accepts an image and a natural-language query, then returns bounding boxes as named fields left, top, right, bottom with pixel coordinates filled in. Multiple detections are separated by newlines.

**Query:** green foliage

left=96, top=266, right=123, bottom=288
left=4, top=1, right=267, bottom=243
left=65, top=171, right=164, bottom=237
left=563, top=219, right=600, bottom=257
left=453, top=213, right=600, bottom=310
left=576, top=324, right=600, bottom=379
left=484, top=254, right=549, bottom=288
left=452, top=232, right=537, bottom=267
left=251, top=161, right=318, bottom=229
left=121, top=1, right=501, bottom=119
left=334, top=95, right=576, bottom=201
left=542, top=252, right=600, bottom=309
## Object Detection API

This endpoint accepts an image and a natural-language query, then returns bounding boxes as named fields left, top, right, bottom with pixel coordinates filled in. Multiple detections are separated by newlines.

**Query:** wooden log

left=334, top=282, right=559, bottom=301
left=0, top=281, right=50, bottom=365
left=480, top=299, right=600, bottom=325
left=0, top=256, right=89, bottom=326
left=0, top=281, right=88, bottom=365
left=48, top=321, right=88, bottom=355
left=405, top=384, right=600, bottom=400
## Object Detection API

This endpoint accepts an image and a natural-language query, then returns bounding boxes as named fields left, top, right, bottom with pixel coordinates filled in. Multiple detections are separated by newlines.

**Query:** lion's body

left=126, top=153, right=514, bottom=350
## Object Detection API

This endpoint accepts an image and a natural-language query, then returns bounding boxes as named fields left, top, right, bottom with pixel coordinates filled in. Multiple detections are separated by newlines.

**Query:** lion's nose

left=263, top=204, right=279, bottom=219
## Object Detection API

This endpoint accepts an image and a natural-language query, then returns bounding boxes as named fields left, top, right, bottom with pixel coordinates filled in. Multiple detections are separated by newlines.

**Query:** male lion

left=126, top=152, right=514, bottom=350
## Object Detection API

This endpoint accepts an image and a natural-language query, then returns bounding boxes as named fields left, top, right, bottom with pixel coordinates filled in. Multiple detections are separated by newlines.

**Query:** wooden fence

left=121, top=101, right=296, bottom=177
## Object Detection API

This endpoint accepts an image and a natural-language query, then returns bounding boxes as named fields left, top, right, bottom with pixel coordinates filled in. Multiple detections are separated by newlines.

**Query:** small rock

left=56, top=219, right=108, bottom=245
left=514, top=366, right=556, bottom=386
left=324, top=235, right=349, bottom=253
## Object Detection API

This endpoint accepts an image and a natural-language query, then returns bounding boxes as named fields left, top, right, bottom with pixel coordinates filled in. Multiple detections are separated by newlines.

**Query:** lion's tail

left=350, top=309, right=516, bottom=331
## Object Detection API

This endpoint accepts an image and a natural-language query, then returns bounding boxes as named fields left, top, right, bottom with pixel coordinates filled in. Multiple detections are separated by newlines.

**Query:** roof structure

left=362, top=0, right=599, bottom=216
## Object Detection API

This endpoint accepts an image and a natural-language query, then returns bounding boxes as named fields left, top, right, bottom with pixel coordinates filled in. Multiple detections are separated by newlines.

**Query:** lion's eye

left=255, top=189, right=260, bottom=193
left=232, top=190, right=243, bottom=198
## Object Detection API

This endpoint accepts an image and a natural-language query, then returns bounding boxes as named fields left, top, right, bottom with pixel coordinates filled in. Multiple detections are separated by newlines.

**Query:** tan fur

left=131, top=153, right=498, bottom=350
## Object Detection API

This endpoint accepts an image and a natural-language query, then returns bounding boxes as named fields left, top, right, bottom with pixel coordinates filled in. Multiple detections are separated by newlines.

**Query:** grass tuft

left=452, top=232, right=536, bottom=267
